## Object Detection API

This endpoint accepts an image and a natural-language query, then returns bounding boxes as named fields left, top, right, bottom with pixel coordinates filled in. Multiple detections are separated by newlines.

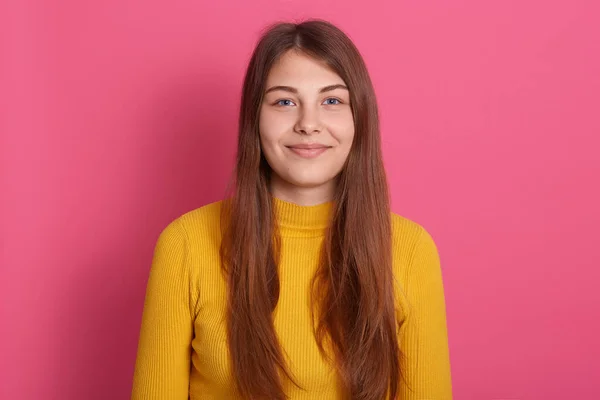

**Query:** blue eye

left=274, top=98, right=342, bottom=107
left=276, top=99, right=295, bottom=106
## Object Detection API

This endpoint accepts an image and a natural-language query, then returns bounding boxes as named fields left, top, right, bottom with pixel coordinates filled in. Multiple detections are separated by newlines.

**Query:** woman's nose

left=294, top=107, right=322, bottom=134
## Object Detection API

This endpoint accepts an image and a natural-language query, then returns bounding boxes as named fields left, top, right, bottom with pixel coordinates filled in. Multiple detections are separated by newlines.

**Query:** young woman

left=131, top=19, right=452, bottom=400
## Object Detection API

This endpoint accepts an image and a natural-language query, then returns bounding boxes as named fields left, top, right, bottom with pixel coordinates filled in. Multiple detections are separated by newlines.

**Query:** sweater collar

left=272, top=196, right=333, bottom=238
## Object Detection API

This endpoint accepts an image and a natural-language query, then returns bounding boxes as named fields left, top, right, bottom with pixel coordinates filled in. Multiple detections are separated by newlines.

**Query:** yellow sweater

left=131, top=197, right=452, bottom=399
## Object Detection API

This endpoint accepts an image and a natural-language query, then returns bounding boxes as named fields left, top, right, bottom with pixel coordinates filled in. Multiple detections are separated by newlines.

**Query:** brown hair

left=219, top=19, right=406, bottom=399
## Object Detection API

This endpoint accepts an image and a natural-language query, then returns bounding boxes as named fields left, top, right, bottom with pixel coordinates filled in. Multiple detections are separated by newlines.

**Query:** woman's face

left=259, top=50, right=355, bottom=204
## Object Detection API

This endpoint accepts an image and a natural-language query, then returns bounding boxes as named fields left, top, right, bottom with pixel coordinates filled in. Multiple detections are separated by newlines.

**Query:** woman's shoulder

left=176, top=198, right=224, bottom=227
left=389, top=211, right=440, bottom=277
left=389, top=211, right=444, bottom=322
left=390, top=211, right=436, bottom=247
left=157, top=199, right=226, bottom=251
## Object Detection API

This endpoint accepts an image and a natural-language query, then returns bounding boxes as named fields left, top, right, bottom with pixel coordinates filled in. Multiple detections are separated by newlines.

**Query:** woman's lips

left=286, top=146, right=330, bottom=158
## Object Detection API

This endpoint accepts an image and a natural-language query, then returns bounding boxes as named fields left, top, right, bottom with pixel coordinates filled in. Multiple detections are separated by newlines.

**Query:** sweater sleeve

left=398, top=227, right=453, bottom=400
left=131, top=219, right=194, bottom=400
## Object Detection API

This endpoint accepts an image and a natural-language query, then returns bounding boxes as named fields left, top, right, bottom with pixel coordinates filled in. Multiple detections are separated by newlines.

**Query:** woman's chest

left=190, top=240, right=342, bottom=397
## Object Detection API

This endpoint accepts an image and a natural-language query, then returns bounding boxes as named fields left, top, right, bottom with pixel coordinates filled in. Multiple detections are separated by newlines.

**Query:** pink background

left=1, top=1, right=599, bottom=399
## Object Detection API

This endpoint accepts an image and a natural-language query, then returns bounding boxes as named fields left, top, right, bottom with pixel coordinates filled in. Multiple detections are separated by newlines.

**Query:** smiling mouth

left=286, top=146, right=330, bottom=159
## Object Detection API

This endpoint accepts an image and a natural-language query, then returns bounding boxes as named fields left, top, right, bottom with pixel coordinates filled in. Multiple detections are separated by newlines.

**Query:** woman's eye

left=323, top=98, right=341, bottom=105
left=276, top=99, right=295, bottom=106
left=274, top=98, right=342, bottom=107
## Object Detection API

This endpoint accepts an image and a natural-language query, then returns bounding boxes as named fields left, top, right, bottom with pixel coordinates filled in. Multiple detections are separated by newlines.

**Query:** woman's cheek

left=325, top=112, right=354, bottom=133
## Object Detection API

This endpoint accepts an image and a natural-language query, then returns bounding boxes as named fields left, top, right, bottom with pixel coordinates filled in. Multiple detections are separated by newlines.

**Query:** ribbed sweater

left=131, top=196, right=452, bottom=399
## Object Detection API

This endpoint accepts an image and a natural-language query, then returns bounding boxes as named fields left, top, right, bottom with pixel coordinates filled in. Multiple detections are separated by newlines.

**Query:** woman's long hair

left=219, top=19, right=405, bottom=400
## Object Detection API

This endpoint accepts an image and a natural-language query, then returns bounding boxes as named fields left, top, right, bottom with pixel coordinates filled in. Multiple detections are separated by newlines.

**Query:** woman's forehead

left=265, top=51, right=345, bottom=89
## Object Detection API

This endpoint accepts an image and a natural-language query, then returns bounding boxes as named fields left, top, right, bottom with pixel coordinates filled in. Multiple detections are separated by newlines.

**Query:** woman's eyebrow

left=264, top=84, right=349, bottom=94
